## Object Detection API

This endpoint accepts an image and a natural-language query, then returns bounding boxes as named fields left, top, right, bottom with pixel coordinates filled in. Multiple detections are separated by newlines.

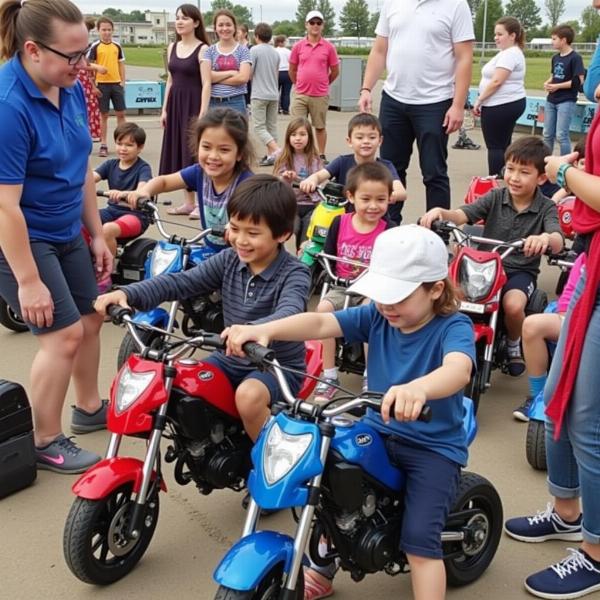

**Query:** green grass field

left=124, top=47, right=589, bottom=93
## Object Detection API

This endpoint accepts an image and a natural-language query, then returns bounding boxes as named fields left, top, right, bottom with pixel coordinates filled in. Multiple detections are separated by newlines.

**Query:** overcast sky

left=76, top=1, right=589, bottom=24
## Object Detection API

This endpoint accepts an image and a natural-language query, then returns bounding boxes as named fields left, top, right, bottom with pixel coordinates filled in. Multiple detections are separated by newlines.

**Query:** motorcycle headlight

left=115, top=366, right=155, bottom=414
left=263, top=422, right=313, bottom=485
left=150, top=246, right=178, bottom=276
left=459, top=256, right=497, bottom=302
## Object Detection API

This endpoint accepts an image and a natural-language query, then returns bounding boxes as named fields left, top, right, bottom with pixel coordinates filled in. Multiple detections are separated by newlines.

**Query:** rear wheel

left=0, top=298, right=28, bottom=333
left=214, top=564, right=304, bottom=600
left=444, top=472, right=503, bottom=587
left=526, top=420, right=547, bottom=471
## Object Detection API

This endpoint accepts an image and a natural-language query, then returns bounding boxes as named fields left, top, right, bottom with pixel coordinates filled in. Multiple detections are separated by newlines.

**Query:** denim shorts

left=203, top=351, right=303, bottom=405
left=209, top=94, right=247, bottom=115
left=0, top=236, right=98, bottom=334
left=385, top=436, right=461, bottom=559
left=544, top=271, right=600, bottom=544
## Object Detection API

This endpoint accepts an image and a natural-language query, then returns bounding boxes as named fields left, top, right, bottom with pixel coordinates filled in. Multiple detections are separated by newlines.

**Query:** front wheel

left=214, top=564, right=304, bottom=600
left=63, top=483, right=159, bottom=585
left=0, top=298, right=28, bottom=333
left=117, top=329, right=164, bottom=370
left=526, top=420, right=547, bottom=471
left=444, top=472, right=503, bottom=587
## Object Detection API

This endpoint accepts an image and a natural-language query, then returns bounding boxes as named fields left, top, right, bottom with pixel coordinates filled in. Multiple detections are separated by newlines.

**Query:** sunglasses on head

left=308, top=20, right=323, bottom=25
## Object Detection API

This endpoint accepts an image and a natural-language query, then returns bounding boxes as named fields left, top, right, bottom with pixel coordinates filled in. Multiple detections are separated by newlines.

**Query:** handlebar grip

left=242, top=342, right=275, bottom=364
left=199, top=332, right=227, bottom=351
left=418, top=405, right=432, bottom=423
left=96, top=190, right=109, bottom=198
left=107, top=304, right=133, bottom=324
left=211, top=228, right=226, bottom=238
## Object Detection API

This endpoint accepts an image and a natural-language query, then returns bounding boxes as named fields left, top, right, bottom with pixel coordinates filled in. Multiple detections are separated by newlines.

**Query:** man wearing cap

left=359, top=0, right=474, bottom=223
left=289, top=10, right=340, bottom=163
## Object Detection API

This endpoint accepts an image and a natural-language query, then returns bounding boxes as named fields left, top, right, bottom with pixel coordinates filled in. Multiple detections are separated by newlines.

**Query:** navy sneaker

left=504, top=503, right=583, bottom=543
left=524, top=548, right=600, bottom=599
left=513, top=396, right=533, bottom=422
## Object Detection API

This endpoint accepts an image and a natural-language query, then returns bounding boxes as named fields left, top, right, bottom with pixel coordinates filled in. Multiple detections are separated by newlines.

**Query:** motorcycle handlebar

left=243, top=342, right=275, bottom=364
left=96, top=190, right=152, bottom=211
left=106, top=304, right=134, bottom=324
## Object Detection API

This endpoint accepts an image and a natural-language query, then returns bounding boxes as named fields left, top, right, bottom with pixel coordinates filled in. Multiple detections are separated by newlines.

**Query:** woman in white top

left=274, top=34, right=292, bottom=114
left=473, top=17, right=526, bottom=176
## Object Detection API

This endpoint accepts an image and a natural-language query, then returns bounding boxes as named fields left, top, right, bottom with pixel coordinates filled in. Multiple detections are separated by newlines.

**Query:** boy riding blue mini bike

left=219, top=225, right=503, bottom=600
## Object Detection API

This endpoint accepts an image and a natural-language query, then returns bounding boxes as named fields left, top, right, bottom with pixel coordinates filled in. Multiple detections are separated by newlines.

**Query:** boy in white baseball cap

left=224, top=224, right=476, bottom=600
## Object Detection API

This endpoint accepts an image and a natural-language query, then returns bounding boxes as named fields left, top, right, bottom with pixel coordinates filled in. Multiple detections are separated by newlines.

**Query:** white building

left=89, top=11, right=176, bottom=45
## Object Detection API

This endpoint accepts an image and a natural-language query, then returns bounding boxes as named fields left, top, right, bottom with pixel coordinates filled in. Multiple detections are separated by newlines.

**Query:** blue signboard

left=124, top=81, right=163, bottom=109
left=467, top=88, right=595, bottom=133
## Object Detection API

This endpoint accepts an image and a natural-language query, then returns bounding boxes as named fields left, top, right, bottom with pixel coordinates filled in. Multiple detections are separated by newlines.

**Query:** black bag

left=0, top=380, right=36, bottom=498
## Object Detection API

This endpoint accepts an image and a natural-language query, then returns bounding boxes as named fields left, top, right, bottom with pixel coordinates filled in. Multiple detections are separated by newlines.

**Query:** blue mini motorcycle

left=213, top=349, right=503, bottom=598
left=116, top=199, right=224, bottom=368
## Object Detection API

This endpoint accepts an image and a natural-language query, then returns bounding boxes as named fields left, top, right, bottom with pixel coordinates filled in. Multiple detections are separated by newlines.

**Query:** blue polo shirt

left=0, top=55, right=92, bottom=242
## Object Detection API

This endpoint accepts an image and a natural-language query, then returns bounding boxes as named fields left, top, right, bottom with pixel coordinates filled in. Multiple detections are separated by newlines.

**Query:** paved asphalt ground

left=0, top=68, right=578, bottom=599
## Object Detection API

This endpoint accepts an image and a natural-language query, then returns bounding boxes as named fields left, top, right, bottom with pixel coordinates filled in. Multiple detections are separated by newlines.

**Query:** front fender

left=71, top=457, right=167, bottom=499
left=132, top=308, right=170, bottom=327
left=214, top=531, right=295, bottom=591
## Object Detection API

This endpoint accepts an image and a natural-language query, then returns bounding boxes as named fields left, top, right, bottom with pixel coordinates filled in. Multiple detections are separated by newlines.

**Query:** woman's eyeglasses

left=35, top=41, right=91, bottom=66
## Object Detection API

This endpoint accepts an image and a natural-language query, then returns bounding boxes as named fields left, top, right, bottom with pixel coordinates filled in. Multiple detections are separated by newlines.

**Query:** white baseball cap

left=305, top=10, right=324, bottom=22
left=347, top=225, right=449, bottom=304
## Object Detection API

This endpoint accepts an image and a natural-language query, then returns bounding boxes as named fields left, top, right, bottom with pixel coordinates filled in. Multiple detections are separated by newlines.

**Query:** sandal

left=304, top=569, right=334, bottom=600
left=189, top=208, right=201, bottom=220
left=167, top=204, right=195, bottom=216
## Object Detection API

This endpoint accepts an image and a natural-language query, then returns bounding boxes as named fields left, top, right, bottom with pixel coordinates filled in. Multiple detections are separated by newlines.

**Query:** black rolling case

left=0, top=380, right=36, bottom=498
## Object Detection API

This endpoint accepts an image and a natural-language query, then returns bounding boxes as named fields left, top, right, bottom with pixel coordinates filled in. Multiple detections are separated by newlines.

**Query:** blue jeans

left=543, top=272, right=600, bottom=544
left=379, top=91, right=452, bottom=223
left=543, top=101, right=576, bottom=156
left=209, top=94, right=247, bottom=115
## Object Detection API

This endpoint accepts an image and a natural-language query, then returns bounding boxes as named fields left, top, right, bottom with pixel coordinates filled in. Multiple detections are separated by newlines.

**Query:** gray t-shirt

left=459, top=187, right=562, bottom=276
left=250, top=43, right=280, bottom=101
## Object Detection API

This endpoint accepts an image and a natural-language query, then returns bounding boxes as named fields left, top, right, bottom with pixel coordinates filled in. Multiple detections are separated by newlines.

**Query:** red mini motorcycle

left=63, top=309, right=322, bottom=585
left=431, top=222, right=547, bottom=411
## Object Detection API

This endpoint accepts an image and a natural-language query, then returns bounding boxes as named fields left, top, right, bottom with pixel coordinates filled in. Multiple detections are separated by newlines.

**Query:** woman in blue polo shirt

left=0, top=0, right=113, bottom=474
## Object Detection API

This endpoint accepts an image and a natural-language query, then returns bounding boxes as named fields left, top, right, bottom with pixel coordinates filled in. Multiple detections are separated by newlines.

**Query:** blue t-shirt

left=0, top=55, right=92, bottom=242
left=325, top=154, right=400, bottom=186
left=335, top=304, right=475, bottom=466
left=95, top=158, right=153, bottom=227
left=547, top=51, right=585, bottom=105
left=180, top=164, right=253, bottom=249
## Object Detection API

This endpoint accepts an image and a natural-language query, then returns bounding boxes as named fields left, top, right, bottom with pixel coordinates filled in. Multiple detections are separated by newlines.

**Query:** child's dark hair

left=114, top=122, right=146, bottom=146
left=504, top=136, right=549, bottom=174
left=345, top=162, right=393, bottom=195
left=347, top=112, right=382, bottom=137
left=273, top=34, right=287, bottom=47
left=213, top=9, right=237, bottom=36
left=254, top=23, right=272, bottom=43
left=422, top=279, right=460, bottom=316
left=84, top=17, right=95, bottom=32
left=189, top=107, right=255, bottom=174
left=176, top=4, right=209, bottom=44
left=274, top=117, right=320, bottom=173
left=574, top=136, right=586, bottom=159
left=227, top=174, right=296, bottom=239
left=96, top=16, right=114, bottom=29
left=0, top=0, right=82, bottom=60
left=552, top=24, right=575, bottom=45
left=496, top=16, right=525, bottom=49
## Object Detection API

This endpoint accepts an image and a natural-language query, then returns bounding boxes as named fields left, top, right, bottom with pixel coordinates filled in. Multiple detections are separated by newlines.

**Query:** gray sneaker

left=36, top=435, right=101, bottom=474
left=71, top=399, right=108, bottom=434
left=314, top=377, right=340, bottom=402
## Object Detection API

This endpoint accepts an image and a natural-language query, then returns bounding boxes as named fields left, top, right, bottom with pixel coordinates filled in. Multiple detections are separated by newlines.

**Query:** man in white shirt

left=359, top=0, right=474, bottom=221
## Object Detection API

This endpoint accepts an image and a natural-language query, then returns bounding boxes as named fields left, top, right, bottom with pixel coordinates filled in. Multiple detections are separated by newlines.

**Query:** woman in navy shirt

left=0, top=0, right=112, bottom=474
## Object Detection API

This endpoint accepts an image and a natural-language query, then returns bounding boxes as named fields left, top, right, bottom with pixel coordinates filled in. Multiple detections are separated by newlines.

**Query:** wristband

left=556, top=163, right=573, bottom=192
left=359, top=87, right=371, bottom=93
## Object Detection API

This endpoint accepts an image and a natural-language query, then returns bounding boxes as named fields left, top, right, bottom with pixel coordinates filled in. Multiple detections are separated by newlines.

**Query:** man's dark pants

left=379, top=91, right=452, bottom=223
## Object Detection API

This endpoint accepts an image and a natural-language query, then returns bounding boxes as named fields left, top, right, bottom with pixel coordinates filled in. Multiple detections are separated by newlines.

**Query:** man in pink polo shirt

left=289, top=10, right=340, bottom=163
